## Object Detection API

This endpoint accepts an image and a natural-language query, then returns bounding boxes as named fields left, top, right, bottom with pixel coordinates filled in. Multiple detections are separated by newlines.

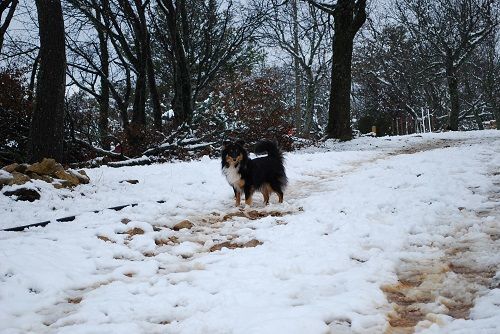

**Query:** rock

left=9, top=171, right=30, bottom=185
left=28, top=172, right=54, bottom=183
left=173, top=220, right=194, bottom=231
left=68, top=169, right=90, bottom=184
left=14, top=164, right=29, bottom=174
left=2, top=163, right=19, bottom=173
left=3, top=188, right=40, bottom=202
left=54, top=170, right=80, bottom=187
left=27, top=158, right=61, bottom=175
left=126, top=227, right=144, bottom=236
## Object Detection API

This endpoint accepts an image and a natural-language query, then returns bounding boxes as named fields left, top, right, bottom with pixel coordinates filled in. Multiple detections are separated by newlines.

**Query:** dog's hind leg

left=277, top=191, right=284, bottom=203
left=261, top=183, right=271, bottom=205
left=244, top=186, right=254, bottom=206
left=269, top=181, right=284, bottom=203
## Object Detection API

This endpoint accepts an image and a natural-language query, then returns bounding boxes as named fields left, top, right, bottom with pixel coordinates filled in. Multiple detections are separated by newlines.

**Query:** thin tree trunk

left=303, top=70, right=315, bottom=135
left=0, top=0, right=18, bottom=55
left=145, top=32, right=162, bottom=131
left=29, top=0, right=66, bottom=163
left=291, top=0, right=302, bottom=132
left=445, top=56, right=460, bottom=131
left=97, top=9, right=110, bottom=150
left=160, top=0, right=192, bottom=125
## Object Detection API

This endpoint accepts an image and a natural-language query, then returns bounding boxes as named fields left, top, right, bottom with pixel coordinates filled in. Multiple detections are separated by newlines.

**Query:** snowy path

left=1, top=131, right=499, bottom=334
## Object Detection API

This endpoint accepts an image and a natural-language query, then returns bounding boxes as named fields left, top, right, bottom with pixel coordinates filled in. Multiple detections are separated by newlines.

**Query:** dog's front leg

left=235, top=191, right=241, bottom=206
left=233, top=187, right=242, bottom=206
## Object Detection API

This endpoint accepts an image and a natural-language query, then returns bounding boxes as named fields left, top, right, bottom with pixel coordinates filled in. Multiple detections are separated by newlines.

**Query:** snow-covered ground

left=1, top=130, right=499, bottom=334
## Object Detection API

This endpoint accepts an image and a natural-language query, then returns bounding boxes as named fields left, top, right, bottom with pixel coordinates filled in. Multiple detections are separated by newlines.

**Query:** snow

left=0, top=130, right=499, bottom=333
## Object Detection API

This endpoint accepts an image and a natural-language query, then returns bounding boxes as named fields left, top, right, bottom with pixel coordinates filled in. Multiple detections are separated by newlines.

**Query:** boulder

left=2, top=163, right=19, bottom=173
left=54, top=170, right=80, bottom=187
left=28, top=172, right=54, bottom=183
left=69, top=169, right=90, bottom=184
left=3, top=188, right=41, bottom=202
left=27, top=158, right=62, bottom=175
left=9, top=172, right=30, bottom=185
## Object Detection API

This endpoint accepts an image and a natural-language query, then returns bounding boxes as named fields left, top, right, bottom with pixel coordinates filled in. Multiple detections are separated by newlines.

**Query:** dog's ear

left=236, top=139, right=245, bottom=147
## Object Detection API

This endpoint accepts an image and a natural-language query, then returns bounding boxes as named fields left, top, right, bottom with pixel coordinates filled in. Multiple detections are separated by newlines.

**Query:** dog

left=221, top=140, right=287, bottom=206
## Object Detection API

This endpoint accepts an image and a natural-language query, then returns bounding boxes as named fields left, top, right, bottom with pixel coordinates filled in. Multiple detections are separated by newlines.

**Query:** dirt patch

left=67, top=297, right=82, bottom=304
left=209, top=239, right=262, bottom=252
left=155, top=236, right=179, bottom=246
left=125, top=227, right=144, bottom=236
left=384, top=241, right=499, bottom=333
left=97, top=235, right=113, bottom=243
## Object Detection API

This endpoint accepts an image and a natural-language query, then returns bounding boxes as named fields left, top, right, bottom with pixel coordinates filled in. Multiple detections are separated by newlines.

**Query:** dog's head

left=222, top=140, right=247, bottom=167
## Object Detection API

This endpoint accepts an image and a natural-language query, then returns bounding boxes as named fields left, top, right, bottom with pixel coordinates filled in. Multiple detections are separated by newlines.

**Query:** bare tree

left=396, top=0, right=498, bottom=130
left=262, top=0, right=332, bottom=135
left=304, top=0, right=367, bottom=140
left=29, top=0, right=66, bottom=162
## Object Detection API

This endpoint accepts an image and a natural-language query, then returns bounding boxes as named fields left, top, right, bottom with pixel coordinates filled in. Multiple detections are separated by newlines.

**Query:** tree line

left=0, top=0, right=498, bottom=165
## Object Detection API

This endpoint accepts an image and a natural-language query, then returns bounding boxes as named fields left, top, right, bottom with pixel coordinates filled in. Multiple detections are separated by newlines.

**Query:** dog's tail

left=255, top=140, right=283, bottom=161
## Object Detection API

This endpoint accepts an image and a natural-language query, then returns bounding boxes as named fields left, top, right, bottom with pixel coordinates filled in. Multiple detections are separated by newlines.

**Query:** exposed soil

left=382, top=142, right=500, bottom=333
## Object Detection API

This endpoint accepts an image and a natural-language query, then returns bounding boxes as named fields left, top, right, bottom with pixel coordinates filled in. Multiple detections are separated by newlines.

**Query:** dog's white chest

left=223, top=165, right=242, bottom=189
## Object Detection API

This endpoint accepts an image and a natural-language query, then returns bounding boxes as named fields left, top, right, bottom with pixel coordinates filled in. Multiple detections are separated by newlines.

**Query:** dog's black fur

left=221, top=140, right=287, bottom=206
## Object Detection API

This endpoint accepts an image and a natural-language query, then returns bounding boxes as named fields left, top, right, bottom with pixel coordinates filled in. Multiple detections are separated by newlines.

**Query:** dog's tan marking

left=245, top=195, right=253, bottom=206
left=235, top=192, right=241, bottom=206
left=238, top=179, right=245, bottom=188
left=261, top=183, right=272, bottom=205
left=278, top=192, right=284, bottom=203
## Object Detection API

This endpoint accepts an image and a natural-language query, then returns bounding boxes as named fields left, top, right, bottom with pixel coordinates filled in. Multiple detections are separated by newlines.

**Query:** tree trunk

left=303, top=70, right=315, bottom=135
left=146, top=39, right=162, bottom=131
left=327, top=31, right=354, bottom=140
left=97, top=9, right=110, bottom=150
left=132, top=65, right=147, bottom=126
left=291, top=0, right=302, bottom=132
left=29, top=0, right=66, bottom=163
left=325, top=0, right=366, bottom=141
left=161, top=0, right=192, bottom=125
left=445, top=56, right=460, bottom=131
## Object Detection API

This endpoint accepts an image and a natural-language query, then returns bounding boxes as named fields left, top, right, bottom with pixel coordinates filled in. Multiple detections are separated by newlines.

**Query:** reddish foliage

left=206, top=70, right=294, bottom=151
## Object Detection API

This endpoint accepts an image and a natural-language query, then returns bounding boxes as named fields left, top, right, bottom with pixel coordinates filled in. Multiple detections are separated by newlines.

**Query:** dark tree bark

left=159, top=0, right=193, bottom=125
left=145, top=31, right=163, bottom=131
left=308, top=0, right=366, bottom=140
left=96, top=9, right=110, bottom=150
left=445, top=55, right=460, bottom=130
left=29, top=0, right=66, bottom=162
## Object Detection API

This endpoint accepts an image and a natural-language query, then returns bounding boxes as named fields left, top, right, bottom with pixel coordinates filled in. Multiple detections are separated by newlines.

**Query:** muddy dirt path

left=382, top=139, right=500, bottom=334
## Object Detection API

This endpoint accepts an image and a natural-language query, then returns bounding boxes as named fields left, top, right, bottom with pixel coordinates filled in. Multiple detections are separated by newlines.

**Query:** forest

left=0, top=0, right=499, bottom=165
